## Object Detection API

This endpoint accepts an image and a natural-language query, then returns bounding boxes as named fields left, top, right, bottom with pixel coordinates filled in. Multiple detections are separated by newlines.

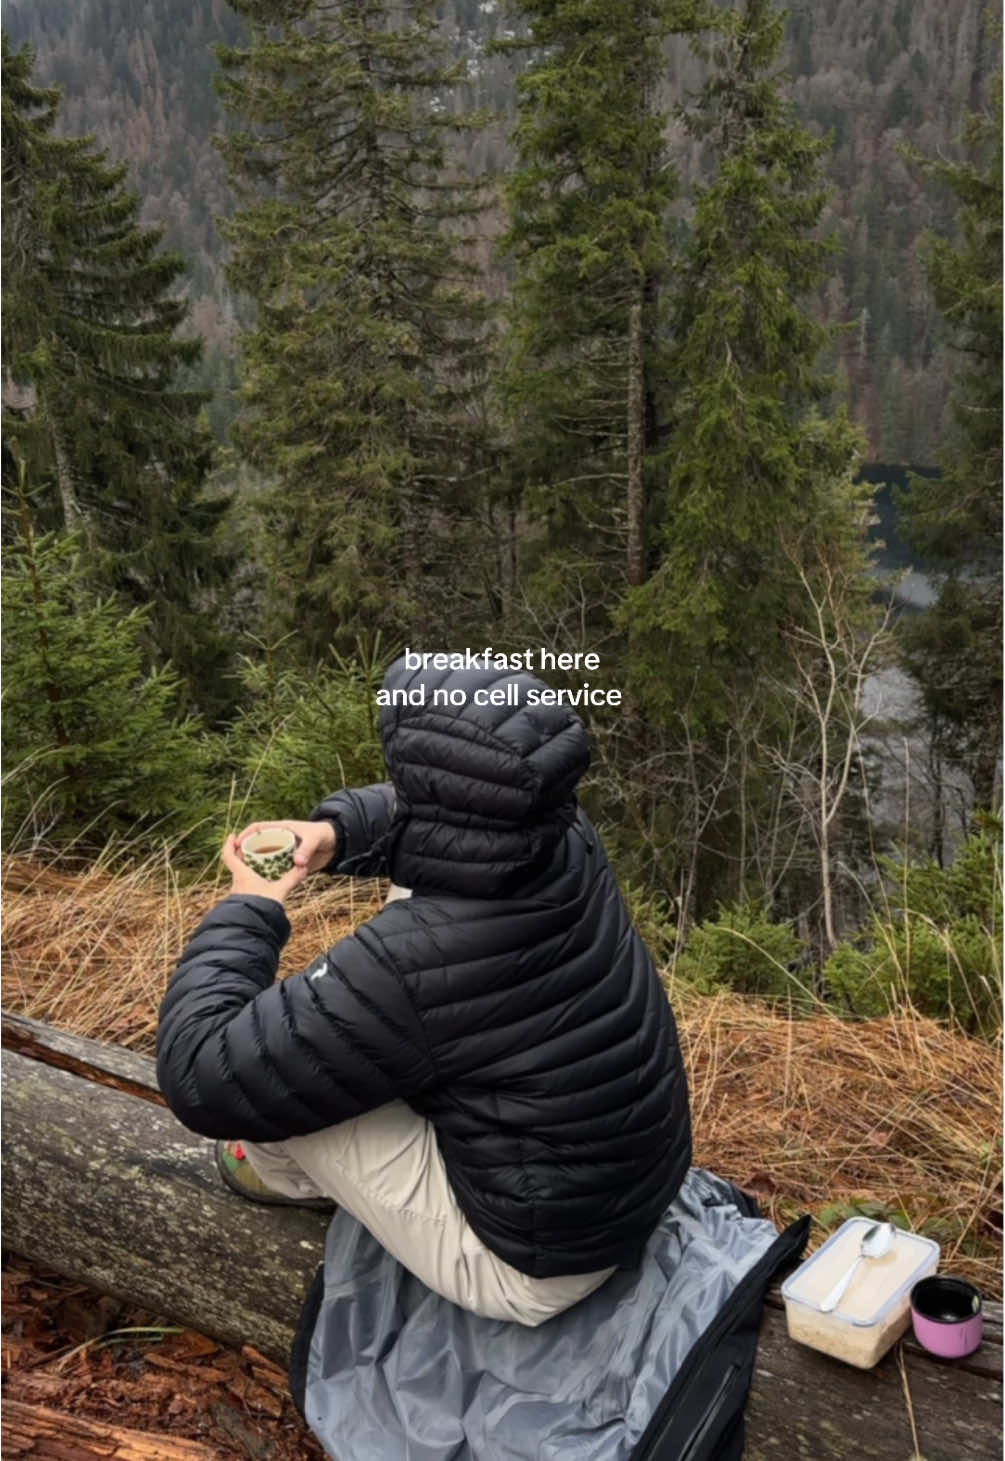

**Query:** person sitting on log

left=156, top=654, right=692, bottom=1327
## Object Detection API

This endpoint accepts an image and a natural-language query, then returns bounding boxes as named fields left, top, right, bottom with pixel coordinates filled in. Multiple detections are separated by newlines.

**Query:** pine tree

left=215, top=0, right=493, bottom=657
left=2, top=456, right=212, bottom=854
left=214, top=641, right=386, bottom=825
left=899, top=71, right=1003, bottom=812
left=1, top=36, right=234, bottom=721
left=499, top=0, right=702, bottom=625
left=619, top=0, right=866, bottom=731
left=595, top=0, right=880, bottom=932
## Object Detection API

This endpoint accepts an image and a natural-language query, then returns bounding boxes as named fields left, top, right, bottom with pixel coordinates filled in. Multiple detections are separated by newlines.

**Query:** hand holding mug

left=222, top=835, right=307, bottom=903
left=235, top=819, right=337, bottom=874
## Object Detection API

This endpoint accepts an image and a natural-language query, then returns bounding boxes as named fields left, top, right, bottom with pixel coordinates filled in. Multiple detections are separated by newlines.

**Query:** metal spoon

left=818, top=1221, right=896, bottom=1314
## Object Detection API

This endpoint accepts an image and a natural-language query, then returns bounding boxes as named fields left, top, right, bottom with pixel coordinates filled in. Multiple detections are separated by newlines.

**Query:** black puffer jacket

left=157, top=657, right=691, bottom=1278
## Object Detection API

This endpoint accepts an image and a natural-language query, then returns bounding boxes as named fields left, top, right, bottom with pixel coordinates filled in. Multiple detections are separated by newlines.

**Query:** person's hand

left=234, top=819, right=337, bottom=874
left=221, top=835, right=308, bottom=904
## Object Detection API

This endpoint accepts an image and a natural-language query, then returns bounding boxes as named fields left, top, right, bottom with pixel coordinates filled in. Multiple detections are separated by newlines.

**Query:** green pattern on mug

left=244, top=845, right=295, bottom=879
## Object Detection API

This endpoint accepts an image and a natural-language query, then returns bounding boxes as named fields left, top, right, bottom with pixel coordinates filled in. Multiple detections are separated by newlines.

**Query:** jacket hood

left=377, top=654, right=591, bottom=896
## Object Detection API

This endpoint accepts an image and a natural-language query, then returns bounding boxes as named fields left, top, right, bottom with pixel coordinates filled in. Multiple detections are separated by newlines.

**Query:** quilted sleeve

left=155, top=893, right=435, bottom=1141
left=310, top=783, right=397, bottom=878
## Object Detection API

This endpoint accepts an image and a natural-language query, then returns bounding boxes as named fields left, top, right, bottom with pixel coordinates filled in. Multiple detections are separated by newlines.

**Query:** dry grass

left=671, top=982, right=1001, bottom=1294
left=4, top=855, right=1001, bottom=1298
left=3, top=855, right=380, bottom=1050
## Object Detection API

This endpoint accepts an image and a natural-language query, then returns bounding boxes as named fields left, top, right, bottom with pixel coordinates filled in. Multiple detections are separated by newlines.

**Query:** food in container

left=781, top=1218, right=939, bottom=1368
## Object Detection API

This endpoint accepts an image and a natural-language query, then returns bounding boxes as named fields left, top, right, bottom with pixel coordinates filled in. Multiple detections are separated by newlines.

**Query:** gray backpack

left=289, top=1167, right=809, bottom=1460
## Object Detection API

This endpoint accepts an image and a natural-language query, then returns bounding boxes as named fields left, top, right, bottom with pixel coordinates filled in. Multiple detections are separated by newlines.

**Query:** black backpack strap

left=630, top=1214, right=811, bottom=1461
left=288, top=1262, right=325, bottom=1423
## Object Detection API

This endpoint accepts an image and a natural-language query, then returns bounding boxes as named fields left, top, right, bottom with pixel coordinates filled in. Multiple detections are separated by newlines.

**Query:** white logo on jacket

left=308, top=885, right=412, bottom=982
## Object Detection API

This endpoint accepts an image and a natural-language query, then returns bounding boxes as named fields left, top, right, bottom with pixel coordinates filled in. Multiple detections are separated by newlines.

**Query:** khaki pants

left=241, top=883, right=614, bottom=1326
left=241, top=1105, right=614, bottom=1326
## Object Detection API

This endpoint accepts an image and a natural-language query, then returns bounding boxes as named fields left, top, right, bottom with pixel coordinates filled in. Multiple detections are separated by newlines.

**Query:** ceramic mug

left=241, top=827, right=297, bottom=880
left=909, top=1276, right=983, bottom=1359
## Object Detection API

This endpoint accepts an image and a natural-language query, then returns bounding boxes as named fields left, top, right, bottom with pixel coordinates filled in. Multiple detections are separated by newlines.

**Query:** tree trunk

left=2, top=1402, right=220, bottom=1461
left=626, top=292, right=645, bottom=588
left=1, top=1016, right=327, bottom=1368
left=3, top=1013, right=1001, bottom=1460
left=972, top=743, right=1002, bottom=817
left=930, top=734, right=946, bottom=867
left=818, top=741, right=838, bottom=958
left=43, top=405, right=85, bottom=536
left=400, top=478, right=427, bottom=639
left=820, top=811, right=837, bottom=957
left=746, top=1297, right=1002, bottom=1461
left=508, top=488, right=520, bottom=620
left=12, top=458, right=70, bottom=748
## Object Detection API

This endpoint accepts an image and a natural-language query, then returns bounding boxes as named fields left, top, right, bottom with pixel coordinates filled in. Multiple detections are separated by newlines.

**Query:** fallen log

left=1, top=1015, right=326, bottom=1365
left=2, top=1400, right=220, bottom=1461
left=3, top=1013, right=1002, bottom=1460
left=746, top=1300, right=1002, bottom=1460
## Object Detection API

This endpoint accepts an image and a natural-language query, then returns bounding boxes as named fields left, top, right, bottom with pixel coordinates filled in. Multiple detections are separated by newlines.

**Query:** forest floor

left=3, top=853, right=1001, bottom=1457
left=2, top=1257, right=326, bottom=1460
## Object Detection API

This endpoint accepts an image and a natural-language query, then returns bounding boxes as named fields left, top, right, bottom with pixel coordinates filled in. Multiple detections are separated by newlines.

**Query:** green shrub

left=823, top=824, right=1002, bottom=1035
left=2, top=530, right=213, bottom=854
left=621, top=881, right=679, bottom=973
left=213, top=644, right=387, bottom=829
left=675, top=899, right=806, bottom=998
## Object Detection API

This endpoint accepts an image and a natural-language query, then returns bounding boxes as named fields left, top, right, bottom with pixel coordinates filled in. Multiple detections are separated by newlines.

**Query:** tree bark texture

left=747, top=1297, right=1001, bottom=1461
left=626, top=293, right=645, bottom=588
left=2, top=1014, right=1001, bottom=1459
left=43, top=403, right=85, bottom=537
left=2, top=1401, right=220, bottom=1461
left=1, top=1029, right=327, bottom=1368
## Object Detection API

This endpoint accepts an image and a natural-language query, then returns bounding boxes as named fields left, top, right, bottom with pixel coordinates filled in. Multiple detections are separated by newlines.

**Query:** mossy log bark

left=746, top=1298, right=1001, bottom=1460
left=1, top=1014, right=326, bottom=1367
left=2, top=1012, right=1001, bottom=1460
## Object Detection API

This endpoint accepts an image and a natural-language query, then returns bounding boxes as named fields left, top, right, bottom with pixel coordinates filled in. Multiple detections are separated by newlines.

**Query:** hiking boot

left=214, top=1140, right=335, bottom=1213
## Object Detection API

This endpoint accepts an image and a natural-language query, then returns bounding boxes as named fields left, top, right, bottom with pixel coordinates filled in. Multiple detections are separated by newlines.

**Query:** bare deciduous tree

left=770, top=541, right=895, bottom=955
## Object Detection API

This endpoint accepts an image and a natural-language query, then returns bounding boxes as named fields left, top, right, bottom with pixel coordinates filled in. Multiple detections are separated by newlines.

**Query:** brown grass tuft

left=4, top=855, right=1001, bottom=1297
left=3, top=856, right=382, bottom=1050
left=672, top=984, right=1002, bottom=1294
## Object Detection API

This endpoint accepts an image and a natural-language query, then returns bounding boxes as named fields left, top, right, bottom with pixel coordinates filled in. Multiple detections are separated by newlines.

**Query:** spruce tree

left=215, top=0, right=493, bottom=657
left=2, top=457, right=212, bottom=854
left=1, top=36, right=233, bottom=721
left=599, top=0, right=879, bottom=930
left=900, top=72, right=1003, bottom=812
left=619, top=0, right=865, bottom=731
left=499, top=0, right=702, bottom=625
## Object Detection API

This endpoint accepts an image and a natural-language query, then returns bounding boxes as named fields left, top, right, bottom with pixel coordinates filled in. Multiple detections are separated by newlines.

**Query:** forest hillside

left=3, top=0, right=996, bottom=461
left=1, top=1, right=1001, bottom=1452
left=4, top=0, right=1000, bottom=968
